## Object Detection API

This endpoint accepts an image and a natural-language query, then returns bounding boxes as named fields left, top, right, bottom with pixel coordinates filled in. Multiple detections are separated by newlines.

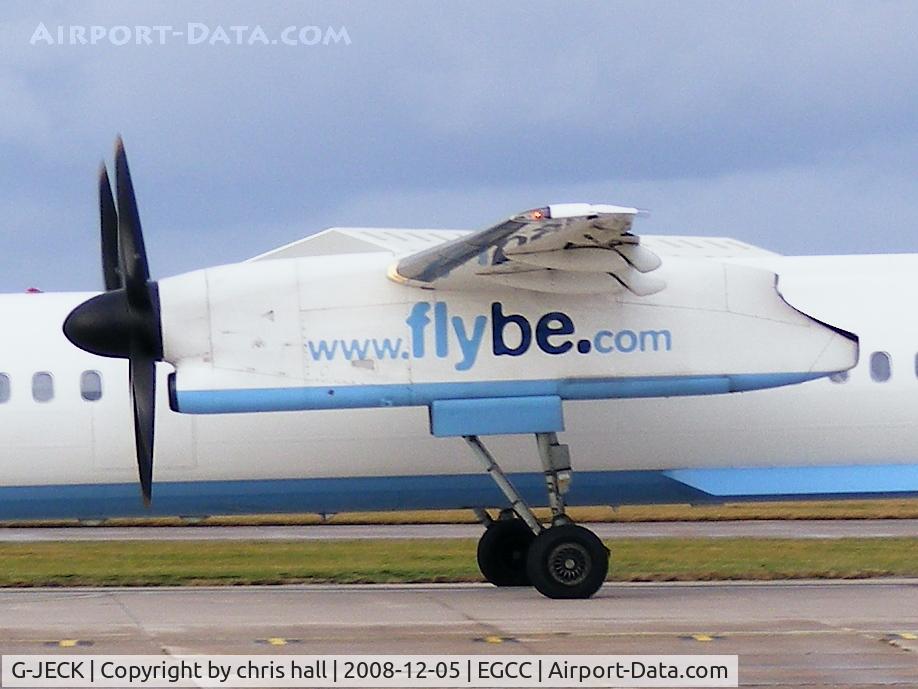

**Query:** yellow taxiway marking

left=897, top=632, right=917, bottom=640
left=474, top=634, right=519, bottom=644
left=255, top=637, right=302, bottom=646
left=58, top=640, right=79, bottom=648
left=676, top=633, right=721, bottom=643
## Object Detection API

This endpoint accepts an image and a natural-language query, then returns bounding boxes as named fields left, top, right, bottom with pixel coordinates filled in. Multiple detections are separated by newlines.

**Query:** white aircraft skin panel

left=249, top=228, right=471, bottom=262
left=208, top=261, right=305, bottom=380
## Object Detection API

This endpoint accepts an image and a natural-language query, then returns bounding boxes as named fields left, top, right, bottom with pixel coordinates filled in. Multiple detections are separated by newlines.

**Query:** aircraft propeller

left=63, top=137, right=163, bottom=504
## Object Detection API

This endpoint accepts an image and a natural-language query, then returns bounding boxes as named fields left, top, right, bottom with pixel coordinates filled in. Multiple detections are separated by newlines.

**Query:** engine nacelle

left=158, top=253, right=858, bottom=415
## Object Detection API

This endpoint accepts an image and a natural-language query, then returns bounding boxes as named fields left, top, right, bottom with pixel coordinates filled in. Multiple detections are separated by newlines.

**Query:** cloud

left=329, top=149, right=918, bottom=257
left=1, top=1, right=918, bottom=290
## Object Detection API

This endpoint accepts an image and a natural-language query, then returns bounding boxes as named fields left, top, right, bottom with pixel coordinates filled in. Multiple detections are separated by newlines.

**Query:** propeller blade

left=99, top=164, right=121, bottom=291
left=129, top=353, right=156, bottom=505
left=114, top=136, right=151, bottom=309
left=64, top=137, right=165, bottom=506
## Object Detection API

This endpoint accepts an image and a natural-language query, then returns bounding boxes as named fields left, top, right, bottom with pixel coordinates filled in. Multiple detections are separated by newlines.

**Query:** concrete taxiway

left=0, top=581, right=915, bottom=687
left=1, top=519, right=918, bottom=541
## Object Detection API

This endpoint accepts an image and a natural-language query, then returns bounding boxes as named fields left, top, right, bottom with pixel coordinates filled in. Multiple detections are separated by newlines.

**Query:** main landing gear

left=465, top=433, right=609, bottom=599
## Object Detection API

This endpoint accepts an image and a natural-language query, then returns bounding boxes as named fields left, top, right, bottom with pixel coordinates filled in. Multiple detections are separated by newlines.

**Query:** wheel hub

left=547, top=542, right=590, bottom=586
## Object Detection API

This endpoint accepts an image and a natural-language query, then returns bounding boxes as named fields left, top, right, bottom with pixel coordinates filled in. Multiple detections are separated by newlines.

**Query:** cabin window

left=0, top=373, right=9, bottom=403
left=32, top=372, right=54, bottom=402
left=80, top=370, right=103, bottom=402
left=828, top=370, right=849, bottom=384
left=870, top=351, right=891, bottom=382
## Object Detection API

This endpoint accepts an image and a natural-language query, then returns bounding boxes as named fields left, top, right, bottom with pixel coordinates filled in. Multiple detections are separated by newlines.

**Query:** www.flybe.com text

left=306, top=302, right=673, bottom=371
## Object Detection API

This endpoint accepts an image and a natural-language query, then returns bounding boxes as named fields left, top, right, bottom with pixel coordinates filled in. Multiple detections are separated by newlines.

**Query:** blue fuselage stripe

left=175, top=372, right=826, bottom=414
left=666, top=463, right=918, bottom=496
left=1, top=463, right=918, bottom=521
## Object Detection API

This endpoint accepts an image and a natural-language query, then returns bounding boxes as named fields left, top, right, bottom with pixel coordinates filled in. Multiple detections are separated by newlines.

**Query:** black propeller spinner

left=63, top=138, right=163, bottom=505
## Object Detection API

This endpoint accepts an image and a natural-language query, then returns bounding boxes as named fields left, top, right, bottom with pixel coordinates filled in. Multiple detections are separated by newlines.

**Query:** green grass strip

left=0, top=538, right=916, bottom=587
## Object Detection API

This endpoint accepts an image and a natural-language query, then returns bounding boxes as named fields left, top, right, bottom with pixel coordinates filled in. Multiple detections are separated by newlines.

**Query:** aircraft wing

left=390, top=203, right=666, bottom=296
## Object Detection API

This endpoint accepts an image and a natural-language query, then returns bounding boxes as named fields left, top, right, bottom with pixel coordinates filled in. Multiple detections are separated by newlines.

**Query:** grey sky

left=1, top=1, right=917, bottom=291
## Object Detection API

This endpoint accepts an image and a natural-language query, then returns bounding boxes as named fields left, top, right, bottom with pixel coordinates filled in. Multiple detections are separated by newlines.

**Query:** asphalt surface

left=1, top=519, right=918, bottom=541
left=0, top=581, right=915, bottom=688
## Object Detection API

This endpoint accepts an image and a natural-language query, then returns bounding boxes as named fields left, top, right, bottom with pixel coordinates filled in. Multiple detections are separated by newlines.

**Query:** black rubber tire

left=477, top=519, right=536, bottom=587
left=526, top=524, right=609, bottom=599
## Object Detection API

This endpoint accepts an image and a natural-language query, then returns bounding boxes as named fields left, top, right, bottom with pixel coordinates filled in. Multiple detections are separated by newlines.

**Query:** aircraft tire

left=526, top=523, right=609, bottom=599
left=477, top=518, right=536, bottom=587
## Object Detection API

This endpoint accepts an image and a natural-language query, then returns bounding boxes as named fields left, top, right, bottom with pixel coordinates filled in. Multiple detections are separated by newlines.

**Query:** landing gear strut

left=467, top=433, right=609, bottom=599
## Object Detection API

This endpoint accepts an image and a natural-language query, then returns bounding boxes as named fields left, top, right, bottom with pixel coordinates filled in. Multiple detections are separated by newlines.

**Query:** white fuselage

left=1, top=251, right=916, bottom=519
